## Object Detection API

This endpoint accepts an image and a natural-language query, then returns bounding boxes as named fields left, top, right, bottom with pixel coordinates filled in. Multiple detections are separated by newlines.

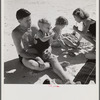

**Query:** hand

left=66, top=81, right=81, bottom=84
left=49, top=54, right=58, bottom=61
left=42, top=49, right=51, bottom=60
left=44, top=46, right=52, bottom=54
left=50, top=31, right=55, bottom=37
left=73, top=25, right=78, bottom=31
left=35, top=57, right=45, bottom=68
left=65, top=81, right=76, bottom=84
left=72, top=31, right=76, bottom=35
left=33, top=35, right=37, bottom=44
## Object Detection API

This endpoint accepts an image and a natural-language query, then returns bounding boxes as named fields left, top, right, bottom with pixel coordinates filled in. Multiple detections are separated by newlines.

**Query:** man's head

left=38, top=18, right=51, bottom=33
left=16, top=8, right=31, bottom=28
left=55, top=16, right=68, bottom=29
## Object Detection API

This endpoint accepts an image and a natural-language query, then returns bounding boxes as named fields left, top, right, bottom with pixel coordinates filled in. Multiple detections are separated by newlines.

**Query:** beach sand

left=4, top=0, right=96, bottom=84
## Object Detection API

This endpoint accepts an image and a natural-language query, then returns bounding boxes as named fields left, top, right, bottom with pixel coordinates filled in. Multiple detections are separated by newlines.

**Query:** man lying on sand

left=12, top=8, right=78, bottom=84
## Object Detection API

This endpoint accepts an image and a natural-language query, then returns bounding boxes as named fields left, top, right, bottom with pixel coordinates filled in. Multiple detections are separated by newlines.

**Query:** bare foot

left=35, top=57, right=45, bottom=69
left=65, top=81, right=81, bottom=84
left=60, top=61, right=70, bottom=70
left=52, top=79, right=63, bottom=84
left=65, top=81, right=76, bottom=84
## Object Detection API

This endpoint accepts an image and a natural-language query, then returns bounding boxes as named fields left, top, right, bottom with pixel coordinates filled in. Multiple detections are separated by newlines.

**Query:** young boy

left=51, top=16, right=77, bottom=49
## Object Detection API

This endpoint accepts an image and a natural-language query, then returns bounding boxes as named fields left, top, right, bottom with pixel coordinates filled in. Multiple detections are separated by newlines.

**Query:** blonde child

left=34, top=18, right=54, bottom=60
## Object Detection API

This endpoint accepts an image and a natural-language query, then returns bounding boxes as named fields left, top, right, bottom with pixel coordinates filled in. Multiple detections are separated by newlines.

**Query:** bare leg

left=22, top=58, right=50, bottom=71
left=60, top=61, right=70, bottom=70
left=48, top=55, right=72, bottom=82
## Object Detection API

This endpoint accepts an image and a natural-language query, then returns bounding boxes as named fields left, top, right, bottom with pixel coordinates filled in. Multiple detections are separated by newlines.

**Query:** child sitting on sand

left=28, top=18, right=54, bottom=68
left=51, top=16, right=78, bottom=57
left=51, top=16, right=67, bottom=48
left=51, top=16, right=77, bottom=49
left=34, top=18, right=54, bottom=60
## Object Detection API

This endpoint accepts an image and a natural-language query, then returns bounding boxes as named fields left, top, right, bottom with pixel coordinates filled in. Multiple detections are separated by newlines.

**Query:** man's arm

left=12, top=31, right=37, bottom=59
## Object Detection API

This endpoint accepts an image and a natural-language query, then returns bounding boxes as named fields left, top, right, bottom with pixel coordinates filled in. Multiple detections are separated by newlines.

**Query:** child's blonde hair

left=38, top=18, right=51, bottom=28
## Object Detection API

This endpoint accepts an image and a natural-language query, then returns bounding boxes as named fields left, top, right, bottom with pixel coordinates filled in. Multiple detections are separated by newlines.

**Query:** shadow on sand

left=4, top=58, right=59, bottom=84
left=4, top=48, right=86, bottom=84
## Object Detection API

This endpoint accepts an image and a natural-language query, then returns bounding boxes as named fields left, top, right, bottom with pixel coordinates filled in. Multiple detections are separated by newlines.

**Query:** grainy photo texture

left=4, top=0, right=96, bottom=85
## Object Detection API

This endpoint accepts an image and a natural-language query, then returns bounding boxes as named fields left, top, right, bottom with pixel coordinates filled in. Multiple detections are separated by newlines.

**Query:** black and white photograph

left=2, top=0, right=99, bottom=99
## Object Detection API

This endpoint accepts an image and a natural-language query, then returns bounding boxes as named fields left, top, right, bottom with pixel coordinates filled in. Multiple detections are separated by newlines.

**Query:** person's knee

left=49, top=54, right=58, bottom=62
left=23, top=58, right=50, bottom=71
left=22, top=58, right=39, bottom=70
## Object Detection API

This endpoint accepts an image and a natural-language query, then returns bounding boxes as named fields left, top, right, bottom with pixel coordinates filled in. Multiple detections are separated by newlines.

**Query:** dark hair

left=73, top=8, right=89, bottom=20
left=16, top=8, right=31, bottom=20
left=55, top=16, right=68, bottom=25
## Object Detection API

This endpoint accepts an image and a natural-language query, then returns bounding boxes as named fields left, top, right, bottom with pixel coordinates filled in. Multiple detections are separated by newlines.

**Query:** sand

left=4, top=0, right=96, bottom=84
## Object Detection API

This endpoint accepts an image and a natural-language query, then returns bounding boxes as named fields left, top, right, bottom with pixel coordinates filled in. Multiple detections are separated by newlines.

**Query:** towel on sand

left=73, top=59, right=96, bottom=84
